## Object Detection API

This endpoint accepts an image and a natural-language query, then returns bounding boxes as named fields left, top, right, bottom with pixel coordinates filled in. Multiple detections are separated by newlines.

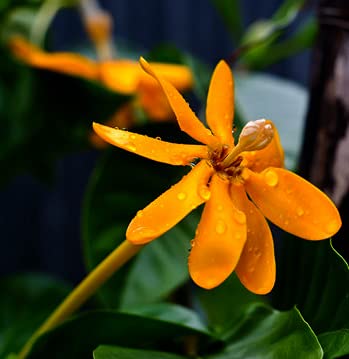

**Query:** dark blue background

left=0, top=0, right=312, bottom=284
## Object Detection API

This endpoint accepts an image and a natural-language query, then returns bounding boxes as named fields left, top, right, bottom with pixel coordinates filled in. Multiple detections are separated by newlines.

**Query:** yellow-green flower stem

left=18, top=240, right=143, bottom=359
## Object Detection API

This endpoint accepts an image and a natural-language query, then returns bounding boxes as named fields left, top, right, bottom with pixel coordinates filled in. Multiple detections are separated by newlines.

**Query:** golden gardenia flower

left=93, top=57, right=341, bottom=294
left=9, top=37, right=193, bottom=122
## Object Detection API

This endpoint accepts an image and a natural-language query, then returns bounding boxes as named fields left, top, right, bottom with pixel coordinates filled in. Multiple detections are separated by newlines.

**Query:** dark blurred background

left=0, top=0, right=311, bottom=284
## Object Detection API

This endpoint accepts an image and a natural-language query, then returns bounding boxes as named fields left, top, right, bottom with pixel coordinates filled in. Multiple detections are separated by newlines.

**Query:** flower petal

left=140, top=62, right=193, bottom=92
left=139, top=57, right=217, bottom=146
left=241, top=120, right=284, bottom=172
left=93, top=123, right=208, bottom=165
left=9, top=37, right=99, bottom=80
left=127, top=160, right=213, bottom=244
left=188, top=174, right=247, bottom=289
left=244, top=168, right=342, bottom=240
left=99, top=60, right=140, bottom=93
left=230, top=184, right=275, bottom=294
left=206, top=60, right=234, bottom=145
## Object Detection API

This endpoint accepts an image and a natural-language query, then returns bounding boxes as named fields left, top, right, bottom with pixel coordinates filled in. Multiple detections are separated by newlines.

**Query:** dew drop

left=155, top=136, right=161, bottom=141
left=190, top=239, right=195, bottom=247
left=198, top=185, right=211, bottom=200
left=247, top=265, right=255, bottom=273
left=234, top=210, right=246, bottom=224
left=253, top=248, right=262, bottom=258
left=130, top=134, right=136, bottom=140
left=136, top=210, right=144, bottom=217
left=296, top=207, right=304, bottom=216
left=215, top=220, right=226, bottom=234
left=264, top=170, right=278, bottom=187
left=326, top=220, right=339, bottom=234
left=126, top=143, right=137, bottom=152
left=177, top=192, right=187, bottom=200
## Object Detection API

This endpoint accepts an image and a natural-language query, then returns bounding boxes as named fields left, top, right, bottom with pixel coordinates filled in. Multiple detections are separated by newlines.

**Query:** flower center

left=208, top=119, right=274, bottom=182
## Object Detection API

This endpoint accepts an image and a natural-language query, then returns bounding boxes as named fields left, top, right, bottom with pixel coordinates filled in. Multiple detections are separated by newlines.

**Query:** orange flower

left=8, top=37, right=193, bottom=122
left=93, top=57, right=341, bottom=294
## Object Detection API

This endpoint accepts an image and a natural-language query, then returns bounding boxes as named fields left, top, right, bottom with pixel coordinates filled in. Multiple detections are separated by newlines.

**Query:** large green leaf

left=0, top=273, right=70, bottom=358
left=318, top=329, right=349, bottom=359
left=272, top=239, right=349, bottom=335
left=94, top=345, right=188, bottom=359
left=25, top=309, right=216, bottom=359
left=234, top=72, right=308, bottom=169
left=206, top=304, right=323, bottom=359
left=196, top=274, right=266, bottom=335
left=82, top=123, right=201, bottom=309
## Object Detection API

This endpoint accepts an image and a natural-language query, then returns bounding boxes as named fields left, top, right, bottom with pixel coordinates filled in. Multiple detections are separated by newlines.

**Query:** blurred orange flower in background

left=9, top=37, right=193, bottom=147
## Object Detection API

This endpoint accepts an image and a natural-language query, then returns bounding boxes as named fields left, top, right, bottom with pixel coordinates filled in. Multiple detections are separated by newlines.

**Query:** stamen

left=221, top=119, right=274, bottom=168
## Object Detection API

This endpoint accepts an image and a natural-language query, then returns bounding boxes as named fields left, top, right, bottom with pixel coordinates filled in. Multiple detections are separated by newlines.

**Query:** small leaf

left=93, top=345, right=188, bottom=359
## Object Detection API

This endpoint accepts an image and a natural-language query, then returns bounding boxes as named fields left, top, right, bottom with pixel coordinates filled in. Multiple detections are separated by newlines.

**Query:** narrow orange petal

left=244, top=168, right=342, bottom=240
left=93, top=123, right=208, bottom=165
left=188, top=174, right=247, bottom=289
left=139, top=57, right=217, bottom=146
left=242, top=120, right=284, bottom=173
left=206, top=60, right=234, bottom=145
left=9, top=37, right=99, bottom=80
left=99, top=60, right=140, bottom=93
left=140, top=62, right=193, bottom=92
left=127, top=160, right=213, bottom=244
left=230, top=184, right=275, bottom=294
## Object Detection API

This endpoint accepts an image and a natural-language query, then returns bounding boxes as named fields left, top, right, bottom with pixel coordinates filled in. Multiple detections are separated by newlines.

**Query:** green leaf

left=234, top=72, right=308, bottom=169
left=206, top=304, right=323, bottom=359
left=197, top=274, right=266, bottom=335
left=0, top=273, right=70, bottom=358
left=122, top=303, right=208, bottom=333
left=241, top=17, right=317, bottom=70
left=25, top=310, right=216, bottom=359
left=82, top=123, right=200, bottom=309
left=238, top=0, right=311, bottom=69
left=94, top=345, right=188, bottom=359
left=272, top=239, right=349, bottom=335
left=318, top=329, right=349, bottom=359
left=210, top=0, right=243, bottom=42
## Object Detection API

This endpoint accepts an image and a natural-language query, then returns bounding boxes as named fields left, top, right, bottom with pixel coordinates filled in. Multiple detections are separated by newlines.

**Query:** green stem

left=30, top=0, right=61, bottom=46
left=18, top=240, right=143, bottom=359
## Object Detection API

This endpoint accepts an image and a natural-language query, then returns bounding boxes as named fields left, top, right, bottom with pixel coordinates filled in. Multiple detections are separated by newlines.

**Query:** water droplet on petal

left=234, top=210, right=246, bottom=224
left=126, top=143, right=137, bottom=152
left=130, top=134, right=136, bottom=140
left=247, top=265, right=255, bottom=273
left=326, top=220, right=339, bottom=234
left=264, top=170, right=278, bottom=187
left=215, top=220, right=226, bottom=234
left=136, top=210, right=144, bottom=217
left=155, top=136, right=161, bottom=140
left=198, top=185, right=211, bottom=200
left=190, top=239, right=195, bottom=247
left=253, top=248, right=262, bottom=258
left=177, top=192, right=187, bottom=200
left=296, top=207, right=304, bottom=216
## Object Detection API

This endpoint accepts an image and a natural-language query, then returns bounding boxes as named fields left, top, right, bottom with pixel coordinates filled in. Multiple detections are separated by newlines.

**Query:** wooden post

left=299, top=0, right=349, bottom=258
